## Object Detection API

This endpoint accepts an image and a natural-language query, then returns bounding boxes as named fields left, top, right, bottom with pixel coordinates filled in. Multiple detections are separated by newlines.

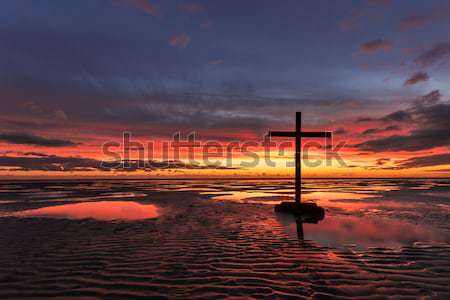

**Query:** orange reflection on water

left=277, top=214, right=445, bottom=248
left=15, top=201, right=160, bottom=221
left=303, top=191, right=417, bottom=212
left=209, top=191, right=291, bottom=204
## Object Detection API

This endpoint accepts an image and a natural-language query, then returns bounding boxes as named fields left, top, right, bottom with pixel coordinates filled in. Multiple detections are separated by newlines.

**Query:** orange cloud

left=400, top=5, right=450, bottom=31
left=169, top=33, right=190, bottom=48
left=358, top=39, right=393, bottom=54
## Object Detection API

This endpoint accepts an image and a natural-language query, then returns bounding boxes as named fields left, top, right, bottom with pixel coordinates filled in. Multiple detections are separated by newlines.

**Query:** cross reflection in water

left=288, top=212, right=325, bottom=241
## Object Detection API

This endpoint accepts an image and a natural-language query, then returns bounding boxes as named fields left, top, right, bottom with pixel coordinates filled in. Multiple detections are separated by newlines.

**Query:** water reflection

left=14, top=201, right=160, bottom=221
left=277, top=214, right=447, bottom=249
left=296, top=220, right=305, bottom=240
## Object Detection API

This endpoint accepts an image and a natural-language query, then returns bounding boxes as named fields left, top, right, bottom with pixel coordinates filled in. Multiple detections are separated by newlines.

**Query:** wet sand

left=0, top=179, right=449, bottom=299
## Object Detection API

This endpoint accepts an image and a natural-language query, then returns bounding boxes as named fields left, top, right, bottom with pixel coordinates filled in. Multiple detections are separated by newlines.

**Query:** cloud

left=400, top=6, right=450, bottom=31
left=0, top=133, right=78, bottom=147
left=400, top=16, right=428, bottom=31
left=381, top=110, right=413, bottom=122
left=178, top=2, right=204, bottom=15
left=0, top=155, right=237, bottom=172
left=414, top=43, right=450, bottom=66
left=356, top=117, right=375, bottom=123
left=356, top=93, right=450, bottom=152
left=395, top=154, right=450, bottom=169
left=209, top=59, right=224, bottom=65
left=113, top=0, right=160, bottom=17
left=0, top=155, right=100, bottom=172
left=358, top=39, right=393, bottom=54
left=375, top=158, right=390, bottom=166
left=20, top=101, right=68, bottom=121
left=88, top=93, right=380, bottom=136
left=359, top=110, right=413, bottom=123
left=169, top=33, right=190, bottom=48
left=417, top=90, right=442, bottom=106
left=23, top=152, right=50, bottom=157
left=362, top=125, right=400, bottom=135
left=403, top=71, right=429, bottom=86
left=335, top=128, right=348, bottom=135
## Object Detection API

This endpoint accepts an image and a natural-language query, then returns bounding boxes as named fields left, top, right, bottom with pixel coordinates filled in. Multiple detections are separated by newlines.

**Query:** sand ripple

left=0, top=191, right=449, bottom=299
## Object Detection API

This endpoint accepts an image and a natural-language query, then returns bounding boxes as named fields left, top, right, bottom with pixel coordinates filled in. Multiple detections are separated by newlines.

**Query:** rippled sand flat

left=0, top=179, right=449, bottom=299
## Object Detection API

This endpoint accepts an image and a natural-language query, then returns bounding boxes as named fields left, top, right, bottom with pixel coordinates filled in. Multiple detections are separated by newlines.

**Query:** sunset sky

left=1, top=0, right=449, bottom=178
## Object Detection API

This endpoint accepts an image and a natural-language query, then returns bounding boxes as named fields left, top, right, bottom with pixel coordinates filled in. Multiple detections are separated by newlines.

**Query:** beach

left=0, top=179, right=449, bottom=299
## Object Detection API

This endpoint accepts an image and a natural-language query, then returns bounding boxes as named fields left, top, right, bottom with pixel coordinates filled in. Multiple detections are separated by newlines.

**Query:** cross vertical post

left=295, top=112, right=301, bottom=204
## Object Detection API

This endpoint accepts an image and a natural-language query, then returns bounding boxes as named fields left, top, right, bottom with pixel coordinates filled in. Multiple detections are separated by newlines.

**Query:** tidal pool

left=277, top=214, right=448, bottom=249
left=14, top=201, right=160, bottom=221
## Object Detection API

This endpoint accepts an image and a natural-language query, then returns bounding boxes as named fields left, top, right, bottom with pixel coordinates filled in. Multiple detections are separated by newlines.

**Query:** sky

left=0, top=0, right=449, bottom=178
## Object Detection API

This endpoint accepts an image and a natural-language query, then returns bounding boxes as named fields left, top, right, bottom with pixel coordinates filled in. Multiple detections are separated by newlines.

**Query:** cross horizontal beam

left=268, top=131, right=332, bottom=138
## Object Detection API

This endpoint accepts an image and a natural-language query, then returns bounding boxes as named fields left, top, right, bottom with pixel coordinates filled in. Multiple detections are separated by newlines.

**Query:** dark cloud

left=362, top=128, right=378, bottom=135
left=356, top=117, right=375, bottom=123
left=20, top=101, right=68, bottom=121
left=357, top=94, right=450, bottom=152
left=335, top=128, right=348, bottom=135
left=381, top=110, right=413, bottom=123
left=0, top=155, right=101, bottom=172
left=385, top=125, right=400, bottom=131
left=0, top=133, right=78, bottom=147
left=362, top=125, right=400, bottom=135
left=66, top=93, right=371, bottom=135
left=375, top=158, right=390, bottom=166
left=417, top=90, right=442, bottom=106
left=395, top=154, right=450, bottom=169
left=0, top=155, right=237, bottom=172
left=23, top=152, right=50, bottom=157
left=0, top=86, right=385, bottom=140
left=414, top=43, right=450, bottom=66
left=359, top=39, right=393, bottom=54
left=403, top=71, right=429, bottom=86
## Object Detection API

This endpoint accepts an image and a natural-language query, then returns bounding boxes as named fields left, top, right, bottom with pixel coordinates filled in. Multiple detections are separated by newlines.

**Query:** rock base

left=274, top=202, right=325, bottom=223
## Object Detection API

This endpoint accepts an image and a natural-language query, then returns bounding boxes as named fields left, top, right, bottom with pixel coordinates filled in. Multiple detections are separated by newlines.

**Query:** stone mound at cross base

left=274, top=202, right=325, bottom=223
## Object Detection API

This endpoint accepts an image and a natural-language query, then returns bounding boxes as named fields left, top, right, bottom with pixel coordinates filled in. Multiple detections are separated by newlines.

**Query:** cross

left=268, top=112, right=332, bottom=204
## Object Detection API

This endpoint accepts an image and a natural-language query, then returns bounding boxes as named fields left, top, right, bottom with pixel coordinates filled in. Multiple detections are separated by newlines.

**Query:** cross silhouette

left=268, top=112, right=332, bottom=204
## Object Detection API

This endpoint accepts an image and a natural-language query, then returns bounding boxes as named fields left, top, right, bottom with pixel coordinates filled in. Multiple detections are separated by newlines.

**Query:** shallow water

left=277, top=214, right=447, bottom=249
left=13, top=201, right=160, bottom=221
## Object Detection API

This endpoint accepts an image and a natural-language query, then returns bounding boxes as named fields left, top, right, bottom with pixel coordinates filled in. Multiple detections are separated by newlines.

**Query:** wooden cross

left=268, top=112, right=331, bottom=204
